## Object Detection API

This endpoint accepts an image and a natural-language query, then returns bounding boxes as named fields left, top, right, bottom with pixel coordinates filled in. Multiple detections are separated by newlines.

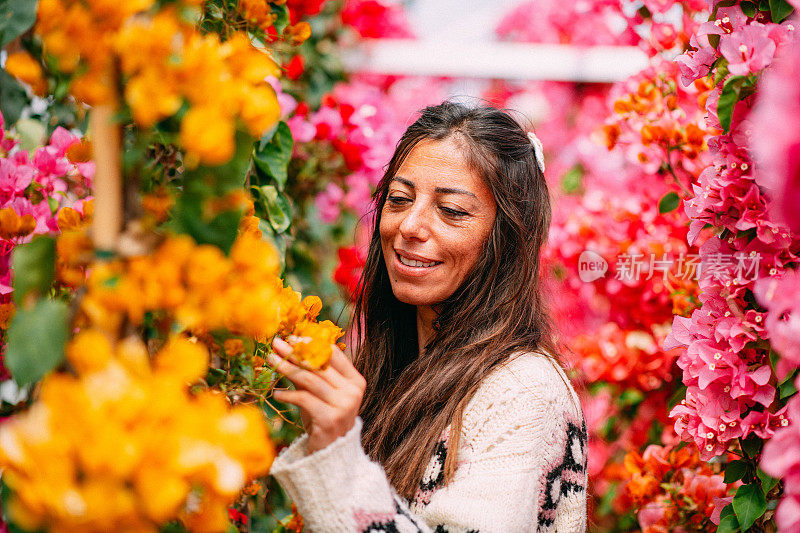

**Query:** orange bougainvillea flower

left=141, top=189, right=175, bottom=223
left=0, top=303, right=16, bottom=330
left=224, top=338, right=246, bottom=357
left=284, top=21, right=311, bottom=45
left=0, top=208, right=37, bottom=240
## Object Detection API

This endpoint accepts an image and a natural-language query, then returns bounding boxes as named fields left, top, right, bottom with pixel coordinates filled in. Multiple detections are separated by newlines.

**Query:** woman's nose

left=398, top=204, right=430, bottom=241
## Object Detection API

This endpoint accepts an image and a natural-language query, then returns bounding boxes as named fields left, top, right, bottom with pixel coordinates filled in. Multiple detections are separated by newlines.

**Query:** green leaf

left=741, top=435, right=762, bottom=458
left=241, top=364, right=255, bottom=385
left=658, top=191, right=680, bottom=214
left=160, top=522, right=190, bottom=533
left=733, top=483, right=768, bottom=531
left=255, top=185, right=293, bottom=233
left=15, top=117, right=46, bottom=152
left=170, top=194, right=242, bottom=255
left=618, top=388, right=644, bottom=406
left=740, top=1, right=759, bottom=17
left=769, top=348, right=780, bottom=370
left=718, top=76, right=746, bottom=133
left=0, top=0, right=38, bottom=47
left=561, top=165, right=582, bottom=193
left=769, top=0, right=794, bottom=22
left=12, top=235, right=56, bottom=305
left=0, top=69, right=29, bottom=125
left=253, top=122, right=293, bottom=190
left=780, top=375, right=798, bottom=398
left=708, top=0, right=738, bottom=49
left=724, top=459, right=749, bottom=483
left=717, top=504, right=739, bottom=533
left=6, top=299, right=68, bottom=386
left=271, top=2, right=289, bottom=34
left=205, top=367, right=226, bottom=387
left=757, top=468, right=780, bottom=493
left=667, top=384, right=687, bottom=409
left=713, top=58, right=730, bottom=86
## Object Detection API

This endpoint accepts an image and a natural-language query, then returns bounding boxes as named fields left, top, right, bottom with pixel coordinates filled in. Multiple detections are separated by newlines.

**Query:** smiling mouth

left=396, top=252, right=442, bottom=268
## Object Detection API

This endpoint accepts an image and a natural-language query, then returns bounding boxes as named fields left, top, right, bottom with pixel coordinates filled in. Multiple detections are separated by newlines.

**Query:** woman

left=268, top=101, right=588, bottom=532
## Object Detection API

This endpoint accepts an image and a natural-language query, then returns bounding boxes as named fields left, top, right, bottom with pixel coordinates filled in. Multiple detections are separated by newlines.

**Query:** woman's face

left=379, top=136, right=497, bottom=307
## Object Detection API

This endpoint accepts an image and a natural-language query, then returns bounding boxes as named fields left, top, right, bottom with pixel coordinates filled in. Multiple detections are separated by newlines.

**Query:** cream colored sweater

left=270, top=351, right=588, bottom=532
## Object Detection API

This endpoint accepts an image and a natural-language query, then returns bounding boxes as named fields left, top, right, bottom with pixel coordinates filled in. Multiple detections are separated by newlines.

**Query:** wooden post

left=89, top=105, right=122, bottom=254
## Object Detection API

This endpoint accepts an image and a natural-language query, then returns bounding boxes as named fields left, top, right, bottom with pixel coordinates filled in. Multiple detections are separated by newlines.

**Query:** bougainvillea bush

left=0, top=0, right=345, bottom=531
left=1, top=0, right=800, bottom=531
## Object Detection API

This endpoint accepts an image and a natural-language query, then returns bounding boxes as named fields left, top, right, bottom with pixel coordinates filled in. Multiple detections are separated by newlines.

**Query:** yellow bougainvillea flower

left=66, top=329, right=114, bottom=374
left=4, top=53, right=47, bottom=95
left=240, top=84, right=282, bottom=137
left=302, top=295, right=323, bottom=321
left=36, top=1, right=283, bottom=166
left=179, top=106, right=236, bottom=167
left=155, top=336, right=209, bottom=385
left=75, top=231, right=338, bottom=366
left=55, top=229, right=93, bottom=288
left=0, top=332, right=275, bottom=532
left=289, top=320, right=344, bottom=369
left=0, top=208, right=36, bottom=240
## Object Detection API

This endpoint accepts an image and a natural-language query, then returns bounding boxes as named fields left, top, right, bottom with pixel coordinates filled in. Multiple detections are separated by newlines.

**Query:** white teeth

left=398, top=254, right=438, bottom=268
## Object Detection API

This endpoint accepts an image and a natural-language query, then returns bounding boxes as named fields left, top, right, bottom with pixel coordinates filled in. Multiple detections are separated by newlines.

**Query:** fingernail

left=273, top=337, right=290, bottom=350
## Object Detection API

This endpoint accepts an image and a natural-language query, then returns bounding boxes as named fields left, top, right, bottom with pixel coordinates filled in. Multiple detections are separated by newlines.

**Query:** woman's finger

left=267, top=351, right=341, bottom=405
left=273, top=388, right=329, bottom=416
left=328, top=344, right=367, bottom=387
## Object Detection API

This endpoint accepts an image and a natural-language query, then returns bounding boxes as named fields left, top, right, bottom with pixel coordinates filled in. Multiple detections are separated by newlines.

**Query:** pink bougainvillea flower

left=711, top=495, right=734, bottom=525
left=47, top=126, right=80, bottom=158
left=720, top=23, right=777, bottom=76
left=0, top=158, right=35, bottom=198
left=752, top=35, right=800, bottom=234
left=762, top=389, right=800, bottom=532
left=315, top=182, right=344, bottom=223
left=753, top=270, right=800, bottom=378
left=677, top=35, right=718, bottom=86
left=287, top=115, right=316, bottom=143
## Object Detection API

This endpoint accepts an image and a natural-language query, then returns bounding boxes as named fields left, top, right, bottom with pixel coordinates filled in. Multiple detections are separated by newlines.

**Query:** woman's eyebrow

left=391, top=176, right=477, bottom=198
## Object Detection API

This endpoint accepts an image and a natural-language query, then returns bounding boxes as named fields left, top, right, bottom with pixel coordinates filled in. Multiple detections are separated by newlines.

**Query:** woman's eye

left=387, top=195, right=411, bottom=205
left=440, top=206, right=469, bottom=217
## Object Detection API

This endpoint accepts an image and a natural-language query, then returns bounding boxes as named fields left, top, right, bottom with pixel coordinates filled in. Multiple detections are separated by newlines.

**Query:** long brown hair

left=352, top=101, right=557, bottom=500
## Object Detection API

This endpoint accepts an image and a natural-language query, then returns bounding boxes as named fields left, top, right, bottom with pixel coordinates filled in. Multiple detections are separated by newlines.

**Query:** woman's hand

left=269, top=337, right=367, bottom=455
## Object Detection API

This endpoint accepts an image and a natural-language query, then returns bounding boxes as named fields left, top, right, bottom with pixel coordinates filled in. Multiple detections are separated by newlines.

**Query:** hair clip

left=527, top=131, right=545, bottom=174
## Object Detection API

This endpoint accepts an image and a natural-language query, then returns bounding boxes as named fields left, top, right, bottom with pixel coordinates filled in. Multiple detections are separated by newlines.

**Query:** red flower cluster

left=572, top=323, right=680, bottom=392
left=624, top=444, right=733, bottom=532
left=286, top=0, right=328, bottom=24
left=341, top=0, right=414, bottom=39
left=333, top=246, right=366, bottom=299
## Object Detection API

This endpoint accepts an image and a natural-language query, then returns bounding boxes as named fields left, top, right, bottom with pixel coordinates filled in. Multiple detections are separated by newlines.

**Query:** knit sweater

left=270, top=351, right=588, bottom=532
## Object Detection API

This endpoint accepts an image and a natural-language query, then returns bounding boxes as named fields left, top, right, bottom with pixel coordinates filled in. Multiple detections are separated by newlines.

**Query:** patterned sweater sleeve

left=269, top=353, right=587, bottom=533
